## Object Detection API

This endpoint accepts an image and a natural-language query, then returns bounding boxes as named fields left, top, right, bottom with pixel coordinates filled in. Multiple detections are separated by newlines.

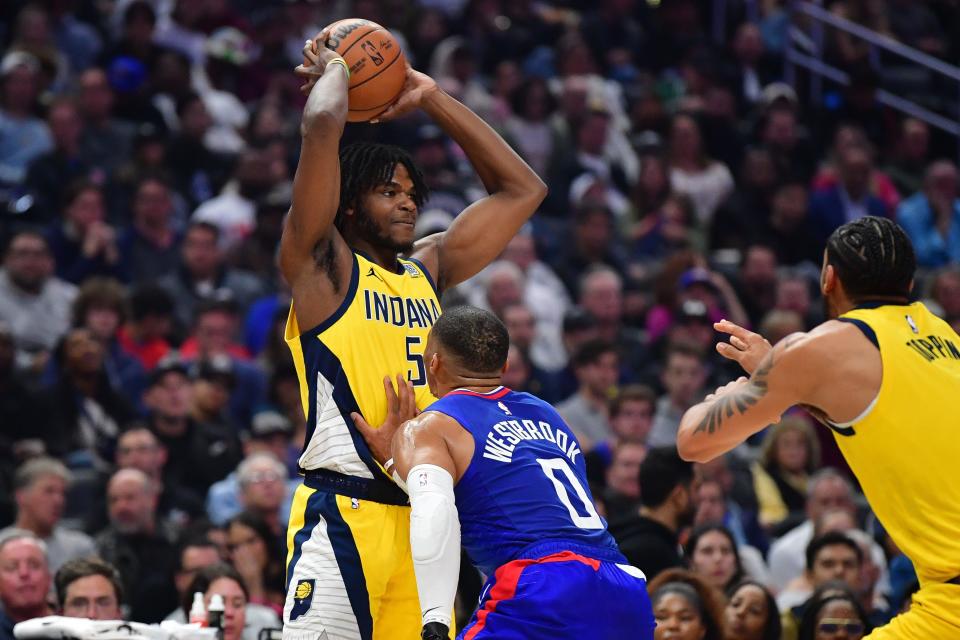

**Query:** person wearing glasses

left=799, top=589, right=871, bottom=640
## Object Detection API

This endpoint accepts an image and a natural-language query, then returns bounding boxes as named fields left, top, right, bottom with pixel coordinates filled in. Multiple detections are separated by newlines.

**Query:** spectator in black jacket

left=609, top=445, right=695, bottom=581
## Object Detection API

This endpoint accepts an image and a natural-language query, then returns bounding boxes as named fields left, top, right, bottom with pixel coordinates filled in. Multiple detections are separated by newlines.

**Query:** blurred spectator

left=884, top=118, right=930, bottom=196
left=723, top=580, right=781, bottom=640
left=694, top=480, right=770, bottom=585
left=165, top=92, right=233, bottom=210
left=648, top=568, right=726, bottom=640
left=648, top=343, right=707, bottom=448
left=117, top=177, right=182, bottom=283
left=576, top=266, right=647, bottom=377
left=230, top=183, right=289, bottom=291
left=45, top=182, right=122, bottom=284
left=711, top=147, right=778, bottom=253
left=77, top=68, right=134, bottom=176
left=759, top=104, right=814, bottom=182
left=171, top=535, right=221, bottom=605
left=774, top=270, right=821, bottom=330
left=69, top=279, right=146, bottom=400
left=796, top=588, right=870, bottom=640
left=55, top=556, right=123, bottom=621
left=114, top=426, right=205, bottom=528
left=695, top=454, right=768, bottom=554
left=552, top=203, right=628, bottom=296
left=181, top=563, right=280, bottom=640
left=896, top=160, right=960, bottom=268
left=756, top=182, right=820, bottom=266
left=117, top=283, right=174, bottom=370
left=812, top=125, right=900, bottom=215
left=668, top=113, right=734, bottom=227
left=758, top=309, right=805, bottom=348
left=809, top=144, right=887, bottom=243
left=685, top=523, right=744, bottom=593
left=730, top=23, right=779, bottom=108
left=0, top=530, right=52, bottom=638
left=767, top=469, right=857, bottom=592
left=610, top=446, right=694, bottom=581
left=23, top=99, right=94, bottom=224
left=927, top=267, right=960, bottom=334
left=179, top=298, right=267, bottom=427
left=0, top=231, right=77, bottom=374
left=499, top=230, right=571, bottom=370
left=503, top=78, right=559, bottom=178
left=1, top=458, right=95, bottom=573
left=95, top=468, right=178, bottom=623
left=160, top=221, right=265, bottom=331
left=192, top=147, right=285, bottom=250
left=757, top=418, right=821, bottom=527
left=207, top=445, right=295, bottom=533
left=646, top=264, right=749, bottom=344
left=190, top=354, right=241, bottom=433
left=779, top=531, right=863, bottom=612
left=737, top=245, right=779, bottom=326
left=143, top=355, right=241, bottom=496
left=225, top=511, right=285, bottom=612
left=600, top=441, right=647, bottom=519
left=556, top=339, right=618, bottom=447
left=0, top=51, right=52, bottom=190
left=99, top=2, right=169, bottom=80
left=44, top=327, right=137, bottom=464
left=0, top=321, right=49, bottom=450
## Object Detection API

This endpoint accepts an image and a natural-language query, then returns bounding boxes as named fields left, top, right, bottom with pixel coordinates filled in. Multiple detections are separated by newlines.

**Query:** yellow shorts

left=282, top=484, right=421, bottom=640
left=866, top=583, right=960, bottom=639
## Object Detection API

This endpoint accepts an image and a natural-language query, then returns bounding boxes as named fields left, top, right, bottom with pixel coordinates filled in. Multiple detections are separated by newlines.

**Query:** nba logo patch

left=290, top=579, right=315, bottom=621
left=906, top=315, right=919, bottom=334
left=402, top=262, right=421, bottom=277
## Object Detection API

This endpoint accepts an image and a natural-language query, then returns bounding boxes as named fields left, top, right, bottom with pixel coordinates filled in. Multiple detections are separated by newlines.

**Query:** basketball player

left=677, top=217, right=960, bottom=638
left=353, top=306, right=655, bottom=640
left=278, top=29, right=547, bottom=640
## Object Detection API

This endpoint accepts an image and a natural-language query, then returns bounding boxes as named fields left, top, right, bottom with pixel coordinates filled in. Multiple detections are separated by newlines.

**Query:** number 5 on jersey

left=537, top=458, right=604, bottom=529
left=406, top=336, right=426, bottom=386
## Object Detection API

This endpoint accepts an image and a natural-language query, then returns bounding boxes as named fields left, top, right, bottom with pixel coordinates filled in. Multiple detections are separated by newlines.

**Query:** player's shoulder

left=775, top=321, right=875, bottom=368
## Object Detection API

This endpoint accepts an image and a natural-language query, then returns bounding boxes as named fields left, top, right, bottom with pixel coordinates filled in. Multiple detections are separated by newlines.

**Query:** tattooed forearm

left=695, top=352, right=774, bottom=435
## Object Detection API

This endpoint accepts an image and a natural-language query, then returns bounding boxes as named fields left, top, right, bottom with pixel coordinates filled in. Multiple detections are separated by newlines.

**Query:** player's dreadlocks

left=825, top=216, right=916, bottom=300
left=432, top=306, right=509, bottom=375
left=335, top=142, right=429, bottom=230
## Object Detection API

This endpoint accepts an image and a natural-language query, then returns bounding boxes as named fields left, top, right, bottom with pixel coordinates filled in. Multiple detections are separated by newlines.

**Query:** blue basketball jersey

left=426, top=387, right=623, bottom=576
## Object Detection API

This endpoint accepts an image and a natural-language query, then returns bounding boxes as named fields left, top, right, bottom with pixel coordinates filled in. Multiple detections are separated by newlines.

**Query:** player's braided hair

left=335, top=142, right=429, bottom=230
left=825, top=216, right=915, bottom=300
left=432, top=306, right=509, bottom=375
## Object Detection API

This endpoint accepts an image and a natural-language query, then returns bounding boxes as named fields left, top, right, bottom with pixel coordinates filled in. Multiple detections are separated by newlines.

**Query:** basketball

left=322, top=19, right=407, bottom=122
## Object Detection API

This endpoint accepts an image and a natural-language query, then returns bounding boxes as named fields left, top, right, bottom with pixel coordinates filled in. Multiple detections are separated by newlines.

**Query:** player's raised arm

left=677, top=334, right=815, bottom=462
left=279, top=34, right=352, bottom=326
left=378, top=67, right=547, bottom=290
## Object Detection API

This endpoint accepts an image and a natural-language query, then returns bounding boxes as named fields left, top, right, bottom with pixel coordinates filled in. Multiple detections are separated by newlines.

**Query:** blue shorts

left=458, top=547, right=655, bottom=640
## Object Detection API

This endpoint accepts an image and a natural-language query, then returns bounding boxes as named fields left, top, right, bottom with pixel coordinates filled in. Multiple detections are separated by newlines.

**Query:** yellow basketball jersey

left=285, top=252, right=440, bottom=487
left=836, top=302, right=960, bottom=585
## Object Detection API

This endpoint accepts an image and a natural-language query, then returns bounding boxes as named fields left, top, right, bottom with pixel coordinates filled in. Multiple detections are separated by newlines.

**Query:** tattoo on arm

left=695, top=353, right=775, bottom=435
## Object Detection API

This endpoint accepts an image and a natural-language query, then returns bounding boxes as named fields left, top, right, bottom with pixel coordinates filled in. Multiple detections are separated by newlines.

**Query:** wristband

left=327, top=57, right=350, bottom=80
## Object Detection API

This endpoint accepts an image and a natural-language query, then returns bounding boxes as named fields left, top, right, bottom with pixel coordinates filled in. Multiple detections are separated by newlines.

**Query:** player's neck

left=443, top=375, right=503, bottom=397
left=347, top=236, right=402, bottom=273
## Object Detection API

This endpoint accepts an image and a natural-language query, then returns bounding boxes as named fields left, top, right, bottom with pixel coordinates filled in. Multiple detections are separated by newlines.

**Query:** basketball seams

left=332, top=26, right=381, bottom=62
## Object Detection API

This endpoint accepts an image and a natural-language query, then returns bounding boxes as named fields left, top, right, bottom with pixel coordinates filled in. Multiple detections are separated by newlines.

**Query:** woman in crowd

left=723, top=579, right=781, bottom=640
left=648, top=568, right=726, bottom=640
left=686, top=523, right=744, bottom=593
left=184, top=564, right=250, bottom=640
left=225, top=511, right=286, bottom=615
left=798, top=590, right=872, bottom=640
left=759, top=417, right=821, bottom=526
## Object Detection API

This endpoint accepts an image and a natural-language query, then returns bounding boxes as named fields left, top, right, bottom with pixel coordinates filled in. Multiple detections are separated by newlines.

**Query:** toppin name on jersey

left=483, top=419, right=582, bottom=464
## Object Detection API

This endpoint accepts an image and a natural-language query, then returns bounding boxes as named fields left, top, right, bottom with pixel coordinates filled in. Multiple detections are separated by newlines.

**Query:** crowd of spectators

left=1, top=0, right=957, bottom=638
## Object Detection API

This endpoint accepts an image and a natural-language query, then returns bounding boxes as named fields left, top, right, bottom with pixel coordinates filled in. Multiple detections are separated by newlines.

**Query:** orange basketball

left=323, top=19, right=407, bottom=122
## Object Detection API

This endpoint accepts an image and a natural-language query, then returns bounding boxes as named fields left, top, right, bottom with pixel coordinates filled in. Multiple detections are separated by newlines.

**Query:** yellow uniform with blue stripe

left=835, top=302, right=960, bottom=638
left=283, top=251, right=441, bottom=640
